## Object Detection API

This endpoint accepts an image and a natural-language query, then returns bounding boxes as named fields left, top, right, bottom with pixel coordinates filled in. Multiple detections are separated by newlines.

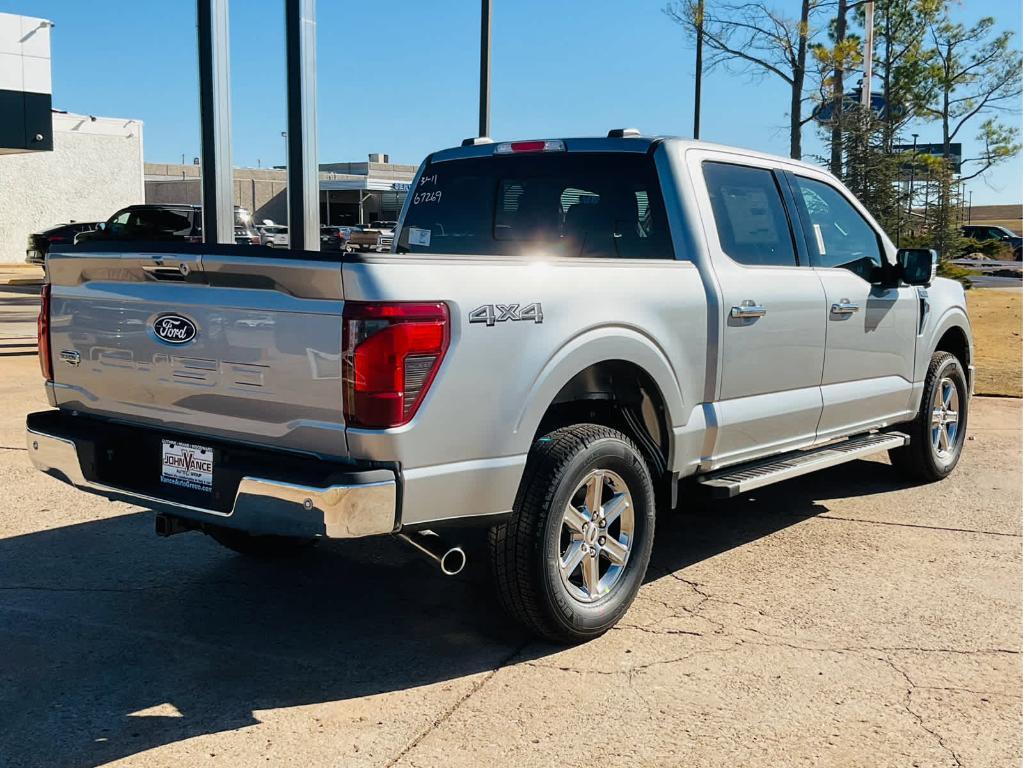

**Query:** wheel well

left=533, top=360, right=671, bottom=483
left=935, top=325, right=970, bottom=371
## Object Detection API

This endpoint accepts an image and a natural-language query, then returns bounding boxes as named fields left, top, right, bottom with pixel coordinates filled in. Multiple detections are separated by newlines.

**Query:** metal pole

left=861, top=1, right=874, bottom=110
left=968, top=190, right=972, bottom=223
left=478, top=0, right=491, bottom=138
left=285, top=0, right=319, bottom=251
left=907, top=133, right=918, bottom=223
left=196, top=0, right=234, bottom=245
left=693, top=0, right=704, bottom=139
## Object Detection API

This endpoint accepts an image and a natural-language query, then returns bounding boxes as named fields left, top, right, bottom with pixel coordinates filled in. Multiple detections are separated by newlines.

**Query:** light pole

left=281, top=130, right=287, bottom=167
left=693, top=0, right=704, bottom=139
left=861, top=1, right=874, bottom=111
left=479, top=0, right=491, bottom=138
left=907, top=133, right=918, bottom=227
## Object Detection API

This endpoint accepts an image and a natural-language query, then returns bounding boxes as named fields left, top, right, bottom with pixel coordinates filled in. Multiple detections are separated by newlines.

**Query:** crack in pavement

left=523, top=643, right=744, bottom=678
left=817, top=515, right=1021, bottom=538
left=624, top=568, right=1018, bottom=765
left=880, top=655, right=966, bottom=768
left=384, top=640, right=532, bottom=768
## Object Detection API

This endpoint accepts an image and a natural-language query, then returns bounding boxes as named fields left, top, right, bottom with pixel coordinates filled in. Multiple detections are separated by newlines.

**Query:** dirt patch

left=967, top=288, right=1022, bottom=397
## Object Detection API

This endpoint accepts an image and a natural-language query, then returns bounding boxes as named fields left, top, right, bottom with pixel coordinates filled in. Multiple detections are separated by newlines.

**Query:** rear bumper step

left=26, top=411, right=397, bottom=539
left=697, top=432, right=910, bottom=498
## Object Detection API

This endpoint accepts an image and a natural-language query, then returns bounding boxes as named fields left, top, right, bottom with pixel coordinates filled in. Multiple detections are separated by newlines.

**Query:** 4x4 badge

left=469, top=303, right=543, bottom=327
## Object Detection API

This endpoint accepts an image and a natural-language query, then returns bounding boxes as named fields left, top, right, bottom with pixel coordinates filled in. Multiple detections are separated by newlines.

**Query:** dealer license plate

left=160, top=439, right=213, bottom=492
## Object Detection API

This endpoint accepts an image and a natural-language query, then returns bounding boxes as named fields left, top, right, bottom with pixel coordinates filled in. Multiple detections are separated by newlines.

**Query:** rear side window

left=703, top=161, right=797, bottom=267
left=397, top=152, right=672, bottom=259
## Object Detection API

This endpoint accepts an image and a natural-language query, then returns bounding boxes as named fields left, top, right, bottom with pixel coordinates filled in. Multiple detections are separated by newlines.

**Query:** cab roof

left=429, top=134, right=827, bottom=176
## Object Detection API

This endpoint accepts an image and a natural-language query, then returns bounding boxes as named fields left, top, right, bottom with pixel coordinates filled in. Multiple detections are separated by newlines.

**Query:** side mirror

left=897, top=248, right=937, bottom=286
left=97, top=222, right=107, bottom=231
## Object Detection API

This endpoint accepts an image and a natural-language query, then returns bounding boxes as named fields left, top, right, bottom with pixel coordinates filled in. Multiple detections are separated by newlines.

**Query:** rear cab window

left=397, top=152, right=673, bottom=260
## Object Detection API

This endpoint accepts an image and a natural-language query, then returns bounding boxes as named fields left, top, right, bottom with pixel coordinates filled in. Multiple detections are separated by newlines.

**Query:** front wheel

left=889, top=351, right=969, bottom=482
left=489, top=424, right=655, bottom=643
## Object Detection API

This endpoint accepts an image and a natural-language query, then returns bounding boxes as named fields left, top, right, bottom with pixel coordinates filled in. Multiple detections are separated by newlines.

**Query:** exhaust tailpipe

left=397, top=530, right=466, bottom=576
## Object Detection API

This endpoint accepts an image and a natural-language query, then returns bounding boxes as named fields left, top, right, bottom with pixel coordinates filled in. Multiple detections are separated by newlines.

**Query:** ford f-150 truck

left=27, top=132, right=973, bottom=643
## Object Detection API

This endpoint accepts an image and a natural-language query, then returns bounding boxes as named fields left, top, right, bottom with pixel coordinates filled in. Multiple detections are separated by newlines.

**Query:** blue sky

left=6, top=0, right=1022, bottom=205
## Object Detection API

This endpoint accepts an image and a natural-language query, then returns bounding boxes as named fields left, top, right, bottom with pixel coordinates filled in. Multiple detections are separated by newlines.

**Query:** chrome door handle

left=831, top=299, right=861, bottom=315
left=730, top=301, right=767, bottom=319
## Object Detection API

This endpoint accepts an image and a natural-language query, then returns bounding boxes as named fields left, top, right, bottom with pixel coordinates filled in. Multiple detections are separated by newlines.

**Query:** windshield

left=396, top=152, right=672, bottom=259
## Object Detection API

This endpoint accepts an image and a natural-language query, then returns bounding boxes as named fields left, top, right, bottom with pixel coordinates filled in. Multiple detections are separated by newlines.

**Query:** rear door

left=694, top=156, right=827, bottom=468
left=785, top=172, right=918, bottom=440
left=46, top=247, right=346, bottom=457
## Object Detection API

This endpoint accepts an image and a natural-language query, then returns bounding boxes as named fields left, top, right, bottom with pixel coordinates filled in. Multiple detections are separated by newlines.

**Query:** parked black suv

left=78, top=204, right=261, bottom=246
left=961, top=224, right=1022, bottom=260
left=26, top=222, right=102, bottom=264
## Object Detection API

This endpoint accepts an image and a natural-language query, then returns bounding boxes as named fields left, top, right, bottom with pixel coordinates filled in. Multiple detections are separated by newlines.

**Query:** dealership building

left=145, top=154, right=416, bottom=227
left=1, top=12, right=147, bottom=264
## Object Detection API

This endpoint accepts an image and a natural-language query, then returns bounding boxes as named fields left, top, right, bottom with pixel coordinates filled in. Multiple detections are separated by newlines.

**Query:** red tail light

left=342, top=302, right=449, bottom=428
left=38, top=284, right=53, bottom=381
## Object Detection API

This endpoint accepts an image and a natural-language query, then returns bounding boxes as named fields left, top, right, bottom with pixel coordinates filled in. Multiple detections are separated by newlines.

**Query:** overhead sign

left=893, top=143, right=963, bottom=174
left=812, top=90, right=906, bottom=125
left=392, top=182, right=411, bottom=192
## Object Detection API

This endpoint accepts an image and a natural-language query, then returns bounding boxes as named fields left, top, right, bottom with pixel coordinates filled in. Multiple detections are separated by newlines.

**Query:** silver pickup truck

left=27, top=132, right=973, bottom=642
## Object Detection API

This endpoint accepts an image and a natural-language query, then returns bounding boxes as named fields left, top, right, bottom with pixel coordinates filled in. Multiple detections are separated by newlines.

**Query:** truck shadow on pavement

left=0, top=458, right=906, bottom=767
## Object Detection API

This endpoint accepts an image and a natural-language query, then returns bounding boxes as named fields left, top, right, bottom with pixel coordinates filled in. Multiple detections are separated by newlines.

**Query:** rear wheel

left=489, top=424, right=655, bottom=643
left=889, top=351, right=969, bottom=482
left=206, top=526, right=317, bottom=558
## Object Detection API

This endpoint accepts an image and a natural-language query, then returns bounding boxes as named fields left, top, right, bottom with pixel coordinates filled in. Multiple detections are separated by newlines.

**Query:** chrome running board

left=697, top=432, right=910, bottom=498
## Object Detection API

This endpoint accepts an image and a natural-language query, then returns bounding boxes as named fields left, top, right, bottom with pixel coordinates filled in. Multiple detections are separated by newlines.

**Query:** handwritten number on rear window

left=414, top=190, right=443, bottom=205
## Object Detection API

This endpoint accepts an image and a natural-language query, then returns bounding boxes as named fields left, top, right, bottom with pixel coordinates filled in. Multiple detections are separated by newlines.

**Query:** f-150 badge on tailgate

left=152, top=314, right=197, bottom=344
left=469, top=303, right=543, bottom=327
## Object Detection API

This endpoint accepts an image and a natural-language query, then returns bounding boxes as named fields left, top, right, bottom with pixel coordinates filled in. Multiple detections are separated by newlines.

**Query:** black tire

left=889, top=351, right=969, bottom=482
left=206, top=526, right=317, bottom=559
left=489, top=424, right=656, bottom=644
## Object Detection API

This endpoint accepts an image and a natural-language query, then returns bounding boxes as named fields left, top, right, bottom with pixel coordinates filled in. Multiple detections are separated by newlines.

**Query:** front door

left=697, top=159, right=826, bottom=468
left=786, top=173, right=919, bottom=441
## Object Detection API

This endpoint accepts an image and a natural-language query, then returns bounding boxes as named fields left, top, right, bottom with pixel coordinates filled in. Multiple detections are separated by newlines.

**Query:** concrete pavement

left=0, top=315, right=1019, bottom=767
left=0, top=264, right=44, bottom=287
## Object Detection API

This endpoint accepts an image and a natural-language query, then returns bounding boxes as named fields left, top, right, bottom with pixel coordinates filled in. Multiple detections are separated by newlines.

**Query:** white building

left=1, top=11, right=53, bottom=154
left=0, top=111, right=144, bottom=263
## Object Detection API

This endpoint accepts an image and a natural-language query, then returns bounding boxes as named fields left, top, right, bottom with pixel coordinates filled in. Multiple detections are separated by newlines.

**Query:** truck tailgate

left=46, top=247, right=347, bottom=458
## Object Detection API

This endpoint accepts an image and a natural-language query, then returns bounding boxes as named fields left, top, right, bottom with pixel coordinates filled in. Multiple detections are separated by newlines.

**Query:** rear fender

left=513, top=327, right=686, bottom=461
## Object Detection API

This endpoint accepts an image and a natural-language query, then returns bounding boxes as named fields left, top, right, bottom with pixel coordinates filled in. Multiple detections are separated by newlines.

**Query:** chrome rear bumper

left=26, top=422, right=397, bottom=539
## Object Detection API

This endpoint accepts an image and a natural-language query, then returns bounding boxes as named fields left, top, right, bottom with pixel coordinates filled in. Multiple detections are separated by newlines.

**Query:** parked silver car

left=257, top=224, right=289, bottom=248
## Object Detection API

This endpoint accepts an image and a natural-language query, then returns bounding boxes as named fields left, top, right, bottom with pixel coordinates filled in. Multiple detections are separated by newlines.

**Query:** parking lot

left=0, top=283, right=1020, bottom=768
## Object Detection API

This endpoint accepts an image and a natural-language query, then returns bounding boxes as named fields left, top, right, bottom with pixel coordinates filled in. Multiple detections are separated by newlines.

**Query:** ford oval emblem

left=152, top=314, right=197, bottom=344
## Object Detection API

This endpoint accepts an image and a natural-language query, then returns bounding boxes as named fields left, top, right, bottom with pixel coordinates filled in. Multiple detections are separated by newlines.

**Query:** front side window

left=107, top=210, right=131, bottom=236
left=397, top=152, right=672, bottom=259
left=702, top=162, right=797, bottom=267
left=794, top=176, right=883, bottom=279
